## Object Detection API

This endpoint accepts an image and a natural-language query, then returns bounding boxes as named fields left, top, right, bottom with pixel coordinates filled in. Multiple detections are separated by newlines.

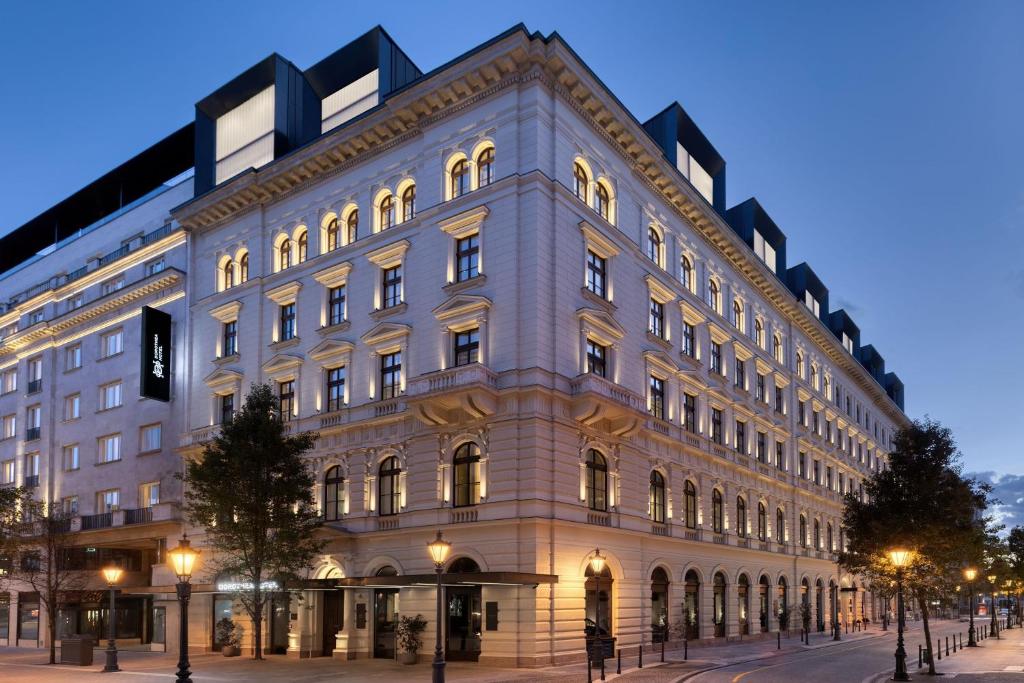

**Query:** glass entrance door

left=373, top=589, right=399, bottom=658
left=269, top=594, right=290, bottom=654
left=445, top=586, right=481, bottom=661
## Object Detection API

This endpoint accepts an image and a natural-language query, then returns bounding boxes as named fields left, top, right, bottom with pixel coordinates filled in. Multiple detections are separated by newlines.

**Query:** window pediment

left=733, top=342, right=753, bottom=362
left=203, top=367, right=243, bottom=393
left=262, top=353, right=303, bottom=380
left=645, top=274, right=676, bottom=304
left=579, top=220, right=620, bottom=258
left=577, top=307, right=626, bottom=344
left=266, top=280, right=302, bottom=305
left=313, top=261, right=353, bottom=289
left=707, top=321, right=731, bottom=345
left=643, top=349, right=678, bottom=376
left=438, top=205, right=489, bottom=238
left=432, top=294, right=492, bottom=327
left=680, top=300, right=705, bottom=325
left=366, top=239, right=410, bottom=269
left=361, top=321, right=411, bottom=349
left=309, top=339, right=354, bottom=368
left=209, top=299, right=243, bottom=323
left=754, top=357, right=774, bottom=375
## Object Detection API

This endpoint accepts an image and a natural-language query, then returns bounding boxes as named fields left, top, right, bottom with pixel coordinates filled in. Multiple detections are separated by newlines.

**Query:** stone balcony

left=406, top=363, right=499, bottom=426
left=570, top=373, right=644, bottom=436
left=70, top=502, right=181, bottom=535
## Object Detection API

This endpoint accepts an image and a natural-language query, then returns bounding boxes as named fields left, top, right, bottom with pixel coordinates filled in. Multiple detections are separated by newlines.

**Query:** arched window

left=379, top=194, right=395, bottom=230
left=713, top=572, right=727, bottom=637
left=451, top=159, right=469, bottom=199
left=827, top=522, right=834, bottom=552
left=773, top=334, right=783, bottom=363
left=401, top=185, right=416, bottom=222
left=452, top=442, right=481, bottom=507
left=708, top=279, right=720, bottom=313
left=476, top=147, right=494, bottom=188
left=222, top=259, right=234, bottom=291
left=346, top=209, right=358, bottom=244
left=278, top=238, right=292, bottom=271
left=775, top=508, right=785, bottom=544
left=595, top=182, right=610, bottom=221
left=238, top=253, right=249, bottom=283
left=823, top=376, right=831, bottom=400
left=796, top=352, right=805, bottom=378
left=646, top=227, right=662, bottom=265
left=585, top=449, right=608, bottom=512
left=733, top=299, right=744, bottom=331
left=758, top=575, right=770, bottom=632
left=754, top=319, right=764, bottom=348
left=326, top=218, right=340, bottom=252
left=813, top=519, right=821, bottom=549
left=757, top=502, right=767, bottom=541
left=378, top=456, right=401, bottom=516
left=711, top=489, right=724, bottom=533
left=738, top=574, right=751, bottom=635
left=684, top=570, right=700, bottom=639
left=573, top=162, right=589, bottom=202
left=681, top=255, right=693, bottom=291
left=736, top=496, right=747, bottom=538
left=649, top=470, right=666, bottom=523
left=296, top=230, right=308, bottom=264
left=684, top=480, right=697, bottom=529
left=810, top=364, right=819, bottom=389
left=651, top=567, right=669, bottom=638
left=799, top=514, right=808, bottom=547
left=324, top=466, right=344, bottom=521
left=448, top=557, right=480, bottom=574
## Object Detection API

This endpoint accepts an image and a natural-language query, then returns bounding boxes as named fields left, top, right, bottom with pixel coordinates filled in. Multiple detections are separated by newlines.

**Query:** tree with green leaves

left=182, top=383, right=325, bottom=660
left=840, top=418, right=994, bottom=675
left=0, top=489, right=86, bottom=664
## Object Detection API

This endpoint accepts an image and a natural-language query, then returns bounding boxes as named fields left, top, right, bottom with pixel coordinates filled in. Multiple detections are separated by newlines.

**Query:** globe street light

left=964, top=568, right=978, bottom=647
left=167, top=534, right=200, bottom=683
left=589, top=549, right=607, bottom=668
left=100, top=564, right=124, bottom=672
left=427, top=530, right=452, bottom=683
left=888, top=548, right=914, bottom=681
left=987, top=574, right=998, bottom=639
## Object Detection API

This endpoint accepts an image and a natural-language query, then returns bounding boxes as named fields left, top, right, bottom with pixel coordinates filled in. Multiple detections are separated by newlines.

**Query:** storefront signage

left=216, top=580, right=280, bottom=592
left=140, top=306, right=171, bottom=401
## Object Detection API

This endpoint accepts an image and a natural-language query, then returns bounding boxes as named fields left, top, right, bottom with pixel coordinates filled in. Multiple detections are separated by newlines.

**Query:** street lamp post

left=167, top=534, right=200, bottom=683
left=987, top=574, right=999, bottom=639
left=589, top=549, right=607, bottom=664
left=964, top=568, right=977, bottom=646
left=427, top=530, right=452, bottom=683
left=101, top=565, right=124, bottom=672
left=832, top=584, right=841, bottom=641
left=888, top=549, right=914, bottom=682
left=1004, top=581, right=1014, bottom=628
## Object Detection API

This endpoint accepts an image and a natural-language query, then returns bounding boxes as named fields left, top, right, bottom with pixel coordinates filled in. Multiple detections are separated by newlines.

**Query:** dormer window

left=753, top=230, right=777, bottom=273
left=804, top=291, right=821, bottom=317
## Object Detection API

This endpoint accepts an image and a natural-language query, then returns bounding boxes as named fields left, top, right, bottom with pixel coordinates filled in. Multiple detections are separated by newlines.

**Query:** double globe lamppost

left=888, top=548, right=914, bottom=682
left=167, top=535, right=200, bottom=683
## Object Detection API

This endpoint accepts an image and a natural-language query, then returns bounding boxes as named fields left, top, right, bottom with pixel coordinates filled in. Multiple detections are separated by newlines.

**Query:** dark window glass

left=736, top=421, right=746, bottom=453
left=278, top=381, right=294, bottom=421
left=756, top=432, right=766, bottom=463
left=382, top=266, right=402, bottom=309
left=757, top=503, right=767, bottom=541
left=650, top=471, right=666, bottom=523
left=456, top=234, right=479, bottom=282
left=711, top=408, right=723, bottom=444
left=477, top=148, right=494, bottom=188
left=735, top=358, right=745, bottom=389
left=326, top=366, right=345, bottom=412
left=324, top=466, right=344, bottom=521
left=586, top=449, right=608, bottom=511
left=346, top=209, right=358, bottom=244
left=329, top=286, right=346, bottom=326
left=278, top=240, right=291, bottom=271
left=595, top=183, right=610, bottom=220
left=454, top=328, right=479, bottom=366
left=326, top=218, right=340, bottom=251
left=586, top=250, right=606, bottom=298
left=756, top=373, right=765, bottom=402
left=380, top=352, right=401, bottom=400
left=776, top=509, right=785, bottom=544
left=710, top=342, right=722, bottom=374
left=573, top=162, right=588, bottom=202
left=279, top=303, right=295, bottom=341
left=649, top=299, right=664, bottom=338
left=685, top=481, right=697, bottom=529
left=453, top=443, right=481, bottom=507
left=401, top=185, right=416, bottom=222
left=586, top=340, right=607, bottom=377
left=682, top=322, right=695, bottom=357
left=649, top=376, right=664, bottom=420
left=379, top=195, right=395, bottom=230
left=736, top=497, right=747, bottom=538
left=297, top=231, right=307, bottom=263
left=378, top=456, right=401, bottom=516
left=220, top=393, right=234, bottom=425
left=712, top=489, right=723, bottom=533
left=451, top=159, right=469, bottom=198
left=683, top=393, right=696, bottom=433
left=222, top=321, right=237, bottom=357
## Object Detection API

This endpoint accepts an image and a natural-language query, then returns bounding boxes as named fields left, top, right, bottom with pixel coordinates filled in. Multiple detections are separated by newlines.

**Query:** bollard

left=918, top=644, right=922, bottom=669
left=778, top=631, right=781, bottom=650
left=616, top=648, right=621, bottom=675
left=638, top=643, right=643, bottom=669
left=661, top=632, right=665, bottom=663
left=587, top=656, right=593, bottom=683
left=946, top=636, right=949, bottom=656
left=937, top=644, right=941, bottom=661
left=684, top=638, right=688, bottom=661
left=953, top=635, right=957, bottom=653
left=600, top=650, right=605, bottom=682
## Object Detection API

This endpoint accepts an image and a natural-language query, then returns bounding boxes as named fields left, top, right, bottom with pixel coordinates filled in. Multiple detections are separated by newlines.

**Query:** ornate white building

left=0, top=24, right=907, bottom=668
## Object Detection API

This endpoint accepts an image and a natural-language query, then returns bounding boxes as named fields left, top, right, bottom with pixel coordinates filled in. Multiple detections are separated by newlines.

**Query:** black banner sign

left=140, top=306, right=171, bottom=401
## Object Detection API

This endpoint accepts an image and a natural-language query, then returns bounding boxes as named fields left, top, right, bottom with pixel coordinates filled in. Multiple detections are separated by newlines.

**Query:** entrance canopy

left=295, top=571, right=558, bottom=589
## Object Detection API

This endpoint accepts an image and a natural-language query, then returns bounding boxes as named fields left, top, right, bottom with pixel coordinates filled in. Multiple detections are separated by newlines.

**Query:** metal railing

left=81, top=513, right=112, bottom=530
left=23, top=474, right=38, bottom=488
left=25, top=427, right=40, bottom=441
left=124, top=508, right=153, bottom=525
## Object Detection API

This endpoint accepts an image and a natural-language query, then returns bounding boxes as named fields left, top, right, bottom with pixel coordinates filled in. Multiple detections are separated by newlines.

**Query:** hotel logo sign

left=140, top=306, right=171, bottom=402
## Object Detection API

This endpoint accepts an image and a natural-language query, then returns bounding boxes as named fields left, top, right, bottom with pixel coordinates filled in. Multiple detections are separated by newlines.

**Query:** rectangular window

left=28, top=308, right=44, bottom=325
left=328, top=285, right=346, bottom=326
left=2, top=414, right=15, bottom=439
left=100, top=382, right=123, bottom=410
left=382, top=266, right=402, bottom=308
left=66, top=293, right=84, bottom=312
left=97, top=489, right=120, bottom=513
left=98, top=434, right=121, bottom=463
left=26, top=406, right=40, bottom=440
left=756, top=432, right=767, bottom=462
left=586, top=340, right=607, bottom=377
left=27, top=358, right=42, bottom=393
left=101, top=277, right=125, bottom=296
left=380, top=352, right=401, bottom=400
left=1, top=369, right=16, bottom=394
left=326, top=367, right=346, bottom=411
left=220, top=393, right=234, bottom=424
left=222, top=321, right=238, bottom=356
left=278, top=380, right=294, bottom=421
left=63, top=444, right=80, bottom=471
left=649, top=376, right=665, bottom=420
left=456, top=234, right=480, bottom=282
left=812, top=411, right=820, bottom=434
left=64, top=394, right=80, bottom=421
left=279, top=303, right=296, bottom=341
left=683, top=393, right=696, bottom=433
left=798, top=401, right=806, bottom=426
left=145, top=258, right=166, bottom=276
left=826, top=466, right=833, bottom=490
left=140, top=424, right=162, bottom=452
left=799, top=451, right=807, bottom=478
left=140, top=482, right=160, bottom=508
left=1, top=460, right=13, bottom=484
left=63, top=496, right=79, bottom=516
left=24, top=452, right=39, bottom=477
left=586, top=250, right=606, bottom=298
left=649, top=299, right=664, bottom=338
left=755, top=373, right=765, bottom=402
left=710, top=342, right=722, bottom=374
left=101, top=329, right=123, bottom=358
left=775, top=386, right=784, bottom=413
left=681, top=321, right=695, bottom=358
left=735, top=420, right=746, bottom=453
left=711, top=408, right=723, bottom=444
left=734, top=358, right=745, bottom=389
left=454, top=328, right=480, bottom=366
left=813, top=459, right=821, bottom=485
left=65, top=344, right=82, bottom=370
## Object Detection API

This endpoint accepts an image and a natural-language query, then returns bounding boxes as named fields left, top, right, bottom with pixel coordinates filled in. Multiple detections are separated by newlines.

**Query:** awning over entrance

left=293, top=571, right=559, bottom=589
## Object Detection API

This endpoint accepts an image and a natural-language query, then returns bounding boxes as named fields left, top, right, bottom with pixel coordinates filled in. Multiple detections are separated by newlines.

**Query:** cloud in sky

left=970, top=471, right=1024, bottom=532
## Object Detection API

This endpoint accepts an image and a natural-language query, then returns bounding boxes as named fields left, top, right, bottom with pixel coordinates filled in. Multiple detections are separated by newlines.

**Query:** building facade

left=0, top=25, right=907, bottom=668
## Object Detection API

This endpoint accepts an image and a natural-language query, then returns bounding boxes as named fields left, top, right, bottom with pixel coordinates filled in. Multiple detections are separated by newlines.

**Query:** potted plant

left=395, top=614, right=427, bottom=664
left=216, top=617, right=242, bottom=657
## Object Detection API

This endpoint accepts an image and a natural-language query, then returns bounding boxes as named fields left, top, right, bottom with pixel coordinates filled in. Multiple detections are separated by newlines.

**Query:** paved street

left=0, top=621, right=1017, bottom=682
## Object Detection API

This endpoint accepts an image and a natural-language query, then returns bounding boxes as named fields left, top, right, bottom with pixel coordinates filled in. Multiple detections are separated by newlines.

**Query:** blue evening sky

left=1, top=2, right=1022, bottom=517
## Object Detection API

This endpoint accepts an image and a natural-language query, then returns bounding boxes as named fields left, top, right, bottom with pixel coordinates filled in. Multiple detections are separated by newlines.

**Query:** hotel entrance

left=322, top=590, right=344, bottom=657
left=372, top=566, right=399, bottom=659
left=445, top=558, right=482, bottom=661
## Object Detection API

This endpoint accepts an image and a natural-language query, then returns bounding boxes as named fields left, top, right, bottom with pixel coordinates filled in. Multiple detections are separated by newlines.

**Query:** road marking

left=695, top=638, right=898, bottom=683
